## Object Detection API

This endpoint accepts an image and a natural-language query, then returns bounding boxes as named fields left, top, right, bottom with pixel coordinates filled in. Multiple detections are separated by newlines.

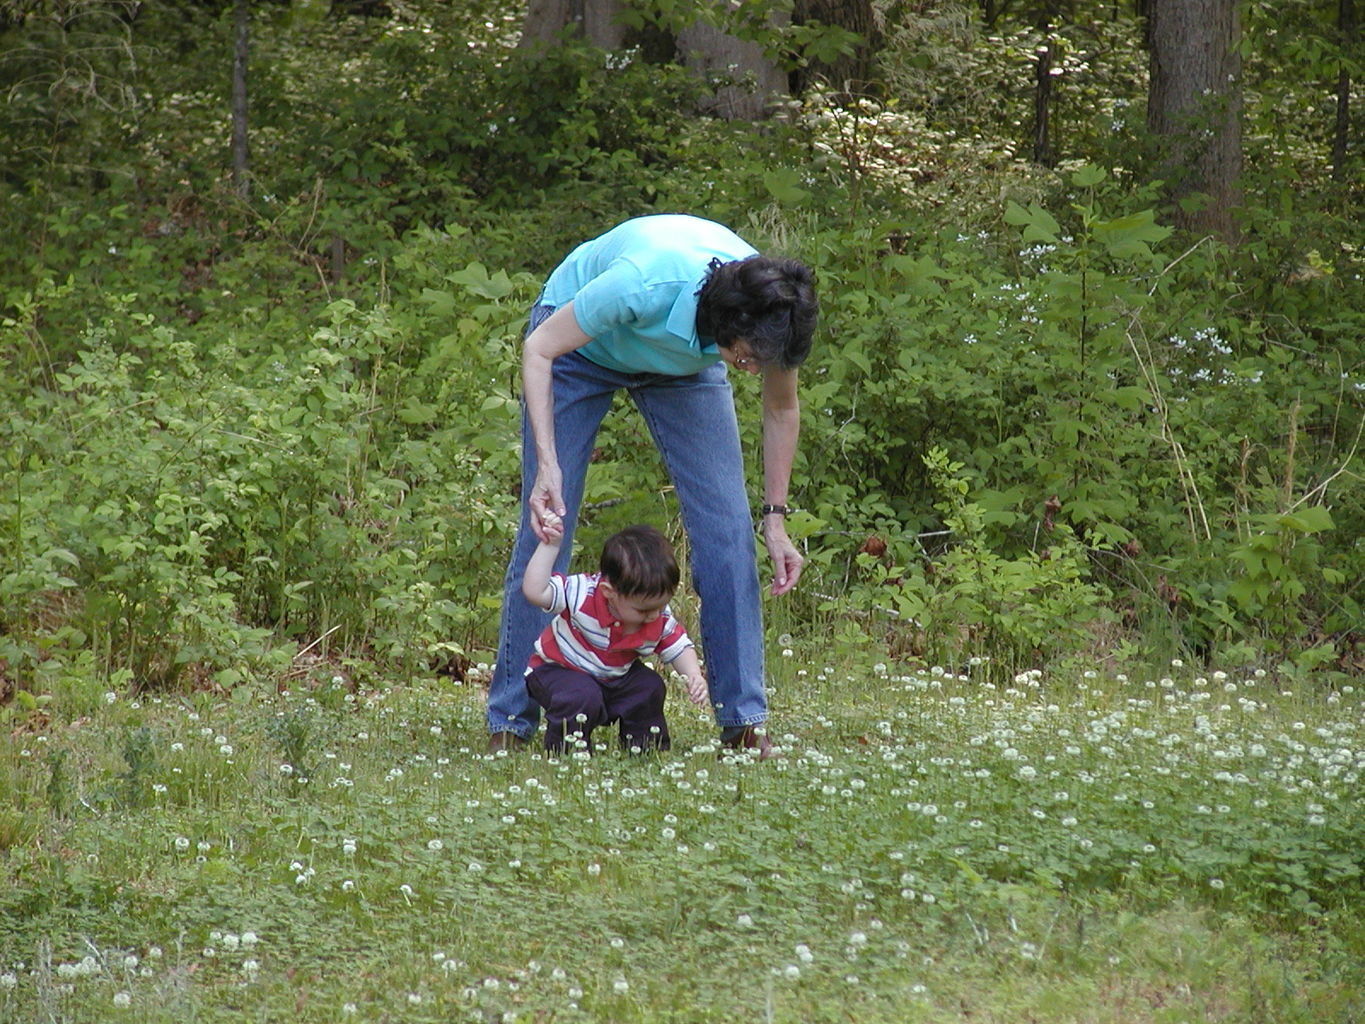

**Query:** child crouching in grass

left=522, top=522, right=708, bottom=753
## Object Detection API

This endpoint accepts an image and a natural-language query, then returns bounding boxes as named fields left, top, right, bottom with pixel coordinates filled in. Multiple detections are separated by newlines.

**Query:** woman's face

left=720, top=340, right=762, bottom=375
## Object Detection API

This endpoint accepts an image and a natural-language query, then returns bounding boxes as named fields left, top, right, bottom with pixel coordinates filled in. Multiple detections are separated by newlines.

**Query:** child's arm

left=668, top=646, right=709, bottom=707
left=521, top=514, right=565, bottom=610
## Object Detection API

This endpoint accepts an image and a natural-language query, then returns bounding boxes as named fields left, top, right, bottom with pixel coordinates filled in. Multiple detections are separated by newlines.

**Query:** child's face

left=600, top=585, right=671, bottom=630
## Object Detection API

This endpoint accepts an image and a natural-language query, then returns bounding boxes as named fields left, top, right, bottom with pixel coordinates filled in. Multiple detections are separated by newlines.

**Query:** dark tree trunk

left=1333, top=0, right=1355, bottom=180
left=519, top=0, right=627, bottom=50
left=676, top=7, right=789, bottom=120
left=519, top=0, right=788, bottom=120
left=1145, top=0, right=1242, bottom=241
left=1031, top=3, right=1059, bottom=167
left=791, top=0, right=879, bottom=99
left=231, top=0, right=250, bottom=198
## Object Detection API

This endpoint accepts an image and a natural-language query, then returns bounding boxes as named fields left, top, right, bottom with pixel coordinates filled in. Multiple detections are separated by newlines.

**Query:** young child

left=521, top=521, right=708, bottom=753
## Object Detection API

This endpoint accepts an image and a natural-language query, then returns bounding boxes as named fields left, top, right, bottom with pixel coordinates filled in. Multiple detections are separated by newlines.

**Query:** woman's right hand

left=528, top=466, right=567, bottom=543
left=522, top=302, right=590, bottom=545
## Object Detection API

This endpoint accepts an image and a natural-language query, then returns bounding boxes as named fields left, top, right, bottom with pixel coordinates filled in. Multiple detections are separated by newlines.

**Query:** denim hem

left=487, top=723, right=532, bottom=740
left=717, top=716, right=768, bottom=731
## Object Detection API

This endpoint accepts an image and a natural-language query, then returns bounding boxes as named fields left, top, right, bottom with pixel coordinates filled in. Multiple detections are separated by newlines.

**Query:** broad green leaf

left=1091, top=209, right=1171, bottom=260
left=762, top=167, right=811, bottom=206
left=421, top=287, right=457, bottom=317
left=1071, top=164, right=1107, bottom=187
left=450, top=262, right=515, bottom=300
left=1281, top=505, right=1334, bottom=534
left=1004, top=201, right=1060, bottom=245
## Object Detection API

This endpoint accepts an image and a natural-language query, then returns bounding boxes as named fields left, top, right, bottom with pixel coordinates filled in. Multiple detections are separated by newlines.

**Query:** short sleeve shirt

left=540, top=214, right=758, bottom=376
left=528, top=572, right=693, bottom=682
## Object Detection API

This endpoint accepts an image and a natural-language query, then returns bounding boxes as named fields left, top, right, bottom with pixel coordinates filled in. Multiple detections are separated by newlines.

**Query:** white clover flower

left=0, top=973, right=16, bottom=989
left=407, top=993, right=422, bottom=1005
left=427, top=839, right=444, bottom=852
left=113, top=992, right=132, bottom=1008
left=241, top=931, right=258, bottom=947
left=587, top=863, right=602, bottom=876
left=174, top=837, right=191, bottom=852
left=783, top=965, right=801, bottom=980
left=342, top=1003, right=357, bottom=1015
left=736, top=914, right=754, bottom=928
left=613, top=978, right=629, bottom=994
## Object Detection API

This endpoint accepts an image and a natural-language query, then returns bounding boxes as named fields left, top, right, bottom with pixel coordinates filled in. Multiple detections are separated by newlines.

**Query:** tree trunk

left=791, top=0, right=878, bottom=99
left=519, top=0, right=627, bottom=50
left=1145, top=0, right=1242, bottom=241
left=1333, top=0, right=1355, bottom=180
left=676, top=4, right=789, bottom=120
left=231, top=0, right=250, bottom=198
left=1033, top=37, right=1053, bottom=166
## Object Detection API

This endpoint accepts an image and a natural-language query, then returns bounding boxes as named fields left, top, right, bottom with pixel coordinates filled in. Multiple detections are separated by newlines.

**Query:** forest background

left=1, top=0, right=1362, bottom=704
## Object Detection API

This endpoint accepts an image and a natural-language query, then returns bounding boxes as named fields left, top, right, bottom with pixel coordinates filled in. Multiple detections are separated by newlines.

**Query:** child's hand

left=684, top=672, right=709, bottom=707
left=540, top=509, right=565, bottom=543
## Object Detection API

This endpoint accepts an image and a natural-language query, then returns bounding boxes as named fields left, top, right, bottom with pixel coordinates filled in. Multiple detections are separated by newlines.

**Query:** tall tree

left=1333, top=0, right=1356, bottom=180
left=1145, top=0, right=1243, bottom=240
left=675, top=3, right=788, bottom=119
left=1031, top=1, right=1060, bottom=166
left=519, top=0, right=627, bottom=50
left=518, top=0, right=788, bottom=119
left=231, top=0, right=250, bottom=197
left=790, top=0, right=878, bottom=99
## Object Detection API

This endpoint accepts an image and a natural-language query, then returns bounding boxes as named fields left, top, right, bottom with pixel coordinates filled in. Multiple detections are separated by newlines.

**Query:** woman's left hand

left=762, top=517, right=804, bottom=596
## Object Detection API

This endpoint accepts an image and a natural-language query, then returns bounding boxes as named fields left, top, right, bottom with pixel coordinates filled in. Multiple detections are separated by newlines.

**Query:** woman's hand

left=528, top=466, right=566, bottom=543
left=761, top=516, right=804, bottom=596
left=522, top=303, right=590, bottom=544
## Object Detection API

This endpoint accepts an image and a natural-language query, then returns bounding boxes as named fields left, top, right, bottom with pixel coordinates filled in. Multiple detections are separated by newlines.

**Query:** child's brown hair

left=600, top=525, right=680, bottom=598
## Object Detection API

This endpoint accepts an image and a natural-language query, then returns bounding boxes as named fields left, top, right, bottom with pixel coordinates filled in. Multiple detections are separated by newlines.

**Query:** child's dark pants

left=525, top=661, right=670, bottom=753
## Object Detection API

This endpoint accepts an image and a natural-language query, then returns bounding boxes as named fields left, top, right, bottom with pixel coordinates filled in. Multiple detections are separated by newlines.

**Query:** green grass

left=2, top=655, right=1362, bottom=1023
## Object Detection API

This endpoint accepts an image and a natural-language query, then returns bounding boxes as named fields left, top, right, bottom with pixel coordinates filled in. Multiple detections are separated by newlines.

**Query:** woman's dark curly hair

left=695, top=255, right=818, bottom=369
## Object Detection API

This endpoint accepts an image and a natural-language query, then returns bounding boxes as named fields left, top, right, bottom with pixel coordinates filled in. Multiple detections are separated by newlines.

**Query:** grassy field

left=2, top=651, right=1362, bottom=1023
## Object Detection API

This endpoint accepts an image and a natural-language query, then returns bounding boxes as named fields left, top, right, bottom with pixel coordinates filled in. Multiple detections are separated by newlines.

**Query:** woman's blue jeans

left=487, top=306, right=768, bottom=739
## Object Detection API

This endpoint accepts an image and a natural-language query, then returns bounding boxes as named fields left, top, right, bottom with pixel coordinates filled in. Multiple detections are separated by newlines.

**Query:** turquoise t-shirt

left=540, top=215, right=758, bottom=376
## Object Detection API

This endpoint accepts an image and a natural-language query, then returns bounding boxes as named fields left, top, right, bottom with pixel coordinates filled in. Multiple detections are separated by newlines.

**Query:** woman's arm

left=522, top=302, right=592, bottom=541
left=759, top=366, right=803, bottom=596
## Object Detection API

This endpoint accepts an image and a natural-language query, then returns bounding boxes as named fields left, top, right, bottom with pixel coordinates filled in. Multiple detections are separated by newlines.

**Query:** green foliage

left=0, top=0, right=1361, bottom=697
left=0, top=224, right=539, bottom=690
left=870, top=448, right=1109, bottom=677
